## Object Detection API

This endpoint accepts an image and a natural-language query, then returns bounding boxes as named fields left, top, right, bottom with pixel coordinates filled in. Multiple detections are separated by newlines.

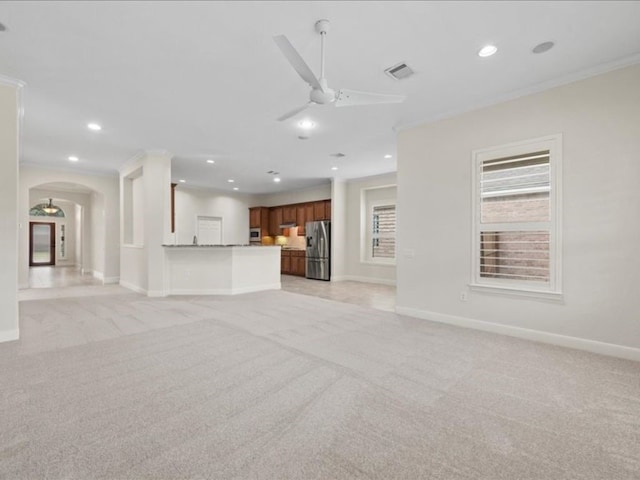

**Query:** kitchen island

left=162, top=244, right=281, bottom=295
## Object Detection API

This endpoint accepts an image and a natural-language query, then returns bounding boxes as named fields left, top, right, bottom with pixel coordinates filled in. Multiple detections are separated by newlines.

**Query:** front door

left=29, top=222, right=55, bottom=266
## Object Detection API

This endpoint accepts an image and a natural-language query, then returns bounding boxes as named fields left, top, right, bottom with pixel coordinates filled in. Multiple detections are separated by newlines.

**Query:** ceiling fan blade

left=277, top=103, right=312, bottom=122
left=335, top=89, right=406, bottom=107
left=273, top=35, right=324, bottom=92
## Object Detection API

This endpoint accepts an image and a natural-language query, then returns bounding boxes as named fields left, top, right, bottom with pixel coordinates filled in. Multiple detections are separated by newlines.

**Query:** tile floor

left=21, top=268, right=397, bottom=312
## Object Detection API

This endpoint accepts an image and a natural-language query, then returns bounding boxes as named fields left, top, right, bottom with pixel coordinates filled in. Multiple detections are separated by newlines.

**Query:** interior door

left=29, top=222, right=55, bottom=266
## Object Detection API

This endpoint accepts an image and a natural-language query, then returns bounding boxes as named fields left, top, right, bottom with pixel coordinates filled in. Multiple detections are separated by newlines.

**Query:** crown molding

left=0, top=74, right=26, bottom=89
left=394, top=53, right=640, bottom=133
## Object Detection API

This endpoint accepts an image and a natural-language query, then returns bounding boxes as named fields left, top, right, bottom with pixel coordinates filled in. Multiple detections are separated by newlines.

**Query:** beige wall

left=396, top=64, right=640, bottom=359
left=0, top=80, right=20, bottom=342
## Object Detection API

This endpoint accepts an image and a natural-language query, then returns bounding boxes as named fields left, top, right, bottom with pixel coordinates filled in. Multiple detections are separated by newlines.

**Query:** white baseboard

left=167, top=283, right=281, bottom=296
left=336, top=275, right=396, bottom=286
left=0, top=328, right=19, bottom=343
left=119, top=280, right=147, bottom=295
left=395, top=306, right=640, bottom=362
left=103, top=276, right=120, bottom=285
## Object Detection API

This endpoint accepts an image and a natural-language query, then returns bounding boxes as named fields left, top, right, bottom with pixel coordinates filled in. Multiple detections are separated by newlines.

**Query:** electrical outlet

left=459, top=291, right=468, bottom=302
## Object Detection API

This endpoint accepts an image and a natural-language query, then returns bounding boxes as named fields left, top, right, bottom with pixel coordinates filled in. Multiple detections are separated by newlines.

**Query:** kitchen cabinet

left=281, top=249, right=306, bottom=277
left=305, top=203, right=314, bottom=227
left=296, top=205, right=306, bottom=236
left=311, top=199, right=331, bottom=221
left=291, top=251, right=306, bottom=276
left=313, top=201, right=325, bottom=221
left=249, top=207, right=270, bottom=239
left=269, top=207, right=283, bottom=236
left=281, top=251, right=291, bottom=273
left=324, top=200, right=331, bottom=220
left=282, top=206, right=296, bottom=224
left=249, top=207, right=261, bottom=228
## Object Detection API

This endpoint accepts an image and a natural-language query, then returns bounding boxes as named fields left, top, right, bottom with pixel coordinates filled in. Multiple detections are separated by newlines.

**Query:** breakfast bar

left=162, top=245, right=281, bottom=296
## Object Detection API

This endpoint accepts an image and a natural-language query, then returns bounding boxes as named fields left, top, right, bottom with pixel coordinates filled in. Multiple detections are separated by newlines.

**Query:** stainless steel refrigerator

left=305, top=220, right=330, bottom=281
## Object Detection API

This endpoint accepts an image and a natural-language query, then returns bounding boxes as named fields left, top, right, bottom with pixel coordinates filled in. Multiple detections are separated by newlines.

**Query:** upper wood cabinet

left=250, top=207, right=270, bottom=238
left=313, top=201, right=325, bottom=221
left=283, top=205, right=296, bottom=224
left=249, top=207, right=261, bottom=228
left=269, top=207, right=283, bottom=236
left=305, top=203, right=314, bottom=225
left=296, top=205, right=306, bottom=236
left=253, top=200, right=331, bottom=238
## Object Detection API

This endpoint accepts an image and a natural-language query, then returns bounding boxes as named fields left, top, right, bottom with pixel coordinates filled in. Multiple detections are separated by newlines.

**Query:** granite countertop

left=162, top=244, right=279, bottom=248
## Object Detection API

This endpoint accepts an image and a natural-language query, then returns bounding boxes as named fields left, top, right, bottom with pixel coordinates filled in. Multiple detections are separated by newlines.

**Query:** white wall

left=90, top=192, right=106, bottom=279
left=174, top=187, right=254, bottom=245
left=0, top=80, right=20, bottom=343
left=344, top=173, right=397, bottom=285
left=253, top=183, right=331, bottom=207
left=331, top=179, right=347, bottom=281
left=19, top=166, right=120, bottom=287
left=119, top=151, right=172, bottom=296
left=396, top=64, right=640, bottom=360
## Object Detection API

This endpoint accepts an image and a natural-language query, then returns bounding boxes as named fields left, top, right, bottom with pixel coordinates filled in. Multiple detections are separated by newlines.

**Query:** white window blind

left=472, top=135, right=562, bottom=296
left=372, top=204, right=396, bottom=259
left=480, top=151, right=550, bottom=282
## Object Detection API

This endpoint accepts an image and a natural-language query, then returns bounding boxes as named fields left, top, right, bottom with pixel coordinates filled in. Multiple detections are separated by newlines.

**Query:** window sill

left=469, top=283, right=564, bottom=303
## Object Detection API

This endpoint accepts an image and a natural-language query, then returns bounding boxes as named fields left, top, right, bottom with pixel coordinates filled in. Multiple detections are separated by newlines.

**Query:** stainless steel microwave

left=249, top=227, right=261, bottom=243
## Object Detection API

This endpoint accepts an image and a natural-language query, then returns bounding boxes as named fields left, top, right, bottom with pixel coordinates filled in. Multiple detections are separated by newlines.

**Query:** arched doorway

left=26, top=183, right=101, bottom=289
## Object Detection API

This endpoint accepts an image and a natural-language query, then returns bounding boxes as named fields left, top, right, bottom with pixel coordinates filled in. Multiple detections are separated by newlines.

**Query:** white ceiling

left=2, top=1, right=639, bottom=194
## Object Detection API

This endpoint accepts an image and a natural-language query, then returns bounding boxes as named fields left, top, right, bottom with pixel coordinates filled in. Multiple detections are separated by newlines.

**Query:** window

left=471, top=135, right=562, bottom=298
left=371, top=204, right=396, bottom=260
left=360, top=185, right=397, bottom=265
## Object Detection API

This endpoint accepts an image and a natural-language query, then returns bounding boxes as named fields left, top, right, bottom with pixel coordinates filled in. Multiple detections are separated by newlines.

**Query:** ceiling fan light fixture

left=298, top=120, right=315, bottom=130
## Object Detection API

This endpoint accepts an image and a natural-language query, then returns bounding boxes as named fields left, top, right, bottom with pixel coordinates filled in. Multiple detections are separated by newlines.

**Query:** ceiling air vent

left=330, top=153, right=346, bottom=158
left=384, top=62, right=414, bottom=80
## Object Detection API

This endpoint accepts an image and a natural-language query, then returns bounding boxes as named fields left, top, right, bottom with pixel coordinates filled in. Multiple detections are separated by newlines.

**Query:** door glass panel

left=32, top=224, right=52, bottom=264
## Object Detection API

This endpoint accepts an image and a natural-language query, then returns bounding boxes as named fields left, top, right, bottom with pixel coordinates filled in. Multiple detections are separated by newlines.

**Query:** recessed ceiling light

left=384, top=154, right=392, bottom=159
left=532, top=41, right=555, bottom=54
left=179, top=179, right=186, bottom=183
left=331, top=166, right=338, bottom=171
left=233, top=187, right=239, bottom=191
left=273, top=177, right=281, bottom=183
left=478, top=45, right=498, bottom=57
left=68, top=156, right=79, bottom=162
left=298, top=120, right=315, bottom=130
left=206, top=159, right=215, bottom=164
left=227, top=179, right=234, bottom=183
left=87, top=123, right=102, bottom=131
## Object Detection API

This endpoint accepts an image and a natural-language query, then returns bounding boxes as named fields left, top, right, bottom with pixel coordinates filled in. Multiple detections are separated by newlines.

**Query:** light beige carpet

left=2, top=290, right=639, bottom=479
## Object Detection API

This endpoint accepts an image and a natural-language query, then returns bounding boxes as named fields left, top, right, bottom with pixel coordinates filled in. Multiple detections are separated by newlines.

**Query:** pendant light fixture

left=42, top=198, right=60, bottom=215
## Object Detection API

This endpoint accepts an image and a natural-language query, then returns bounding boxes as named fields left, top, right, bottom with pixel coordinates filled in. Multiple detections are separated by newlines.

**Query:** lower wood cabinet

left=281, top=250, right=306, bottom=277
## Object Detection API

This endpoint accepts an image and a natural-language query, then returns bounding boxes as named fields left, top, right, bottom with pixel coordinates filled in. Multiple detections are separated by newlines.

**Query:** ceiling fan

left=273, top=19, right=406, bottom=122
